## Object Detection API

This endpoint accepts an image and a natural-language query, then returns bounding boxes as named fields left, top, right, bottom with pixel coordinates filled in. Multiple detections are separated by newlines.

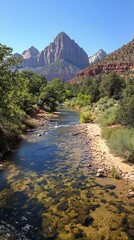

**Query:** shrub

left=102, top=127, right=134, bottom=163
left=75, top=93, right=91, bottom=107
left=98, top=106, right=118, bottom=127
left=101, top=127, right=116, bottom=140
left=111, top=166, right=120, bottom=179
left=80, top=111, right=93, bottom=123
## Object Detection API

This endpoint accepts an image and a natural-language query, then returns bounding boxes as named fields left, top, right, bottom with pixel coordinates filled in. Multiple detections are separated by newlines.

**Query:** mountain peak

left=57, top=32, right=68, bottom=37
left=22, top=46, right=39, bottom=59
left=89, top=49, right=107, bottom=65
left=43, top=32, right=89, bottom=67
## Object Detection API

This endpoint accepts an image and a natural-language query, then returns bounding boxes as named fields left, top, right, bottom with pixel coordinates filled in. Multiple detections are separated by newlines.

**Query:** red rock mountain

left=71, top=39, right=134, bottom=82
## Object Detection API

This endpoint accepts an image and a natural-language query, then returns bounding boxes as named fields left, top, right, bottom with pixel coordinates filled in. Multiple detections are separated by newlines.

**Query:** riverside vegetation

left=0, top=43, right=134, bottom=164
left=0, top=43, right=134, bottom=240
left=0, top=44, right=67, bottom=158
left=65, top=73, right=134, bottom=164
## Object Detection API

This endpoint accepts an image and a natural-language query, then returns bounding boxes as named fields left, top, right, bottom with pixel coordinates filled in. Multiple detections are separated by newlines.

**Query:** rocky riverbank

left=75, top=123, right=134, bottom=187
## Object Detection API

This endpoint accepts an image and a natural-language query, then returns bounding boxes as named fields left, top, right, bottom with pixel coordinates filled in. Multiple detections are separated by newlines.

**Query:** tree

left=20, top=70, right=47, bottom=97
left=38, top=78, right=65, bottom=112
left=100, top=72, right=124, bottom=99
left=117, top=78, right=134, bottom=126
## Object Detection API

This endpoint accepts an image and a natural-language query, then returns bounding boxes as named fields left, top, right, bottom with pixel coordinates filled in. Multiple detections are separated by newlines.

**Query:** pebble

left=128, top=189, right=134, bottom=198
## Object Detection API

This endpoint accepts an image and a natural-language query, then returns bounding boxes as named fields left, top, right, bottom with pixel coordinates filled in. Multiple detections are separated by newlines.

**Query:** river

left=0, top=109, right=134, bottom=240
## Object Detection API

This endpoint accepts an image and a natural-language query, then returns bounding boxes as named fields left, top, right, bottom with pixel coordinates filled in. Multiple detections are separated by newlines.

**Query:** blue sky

left=1, top=0, right=134, bottom=56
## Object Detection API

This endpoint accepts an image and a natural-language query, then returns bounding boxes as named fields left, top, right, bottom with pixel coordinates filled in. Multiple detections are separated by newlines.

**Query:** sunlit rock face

left=13, top=32, right=89, bottom=80
left=89, top=49, right=107, bottom=65
left=42, top=32, right=89, bottom=68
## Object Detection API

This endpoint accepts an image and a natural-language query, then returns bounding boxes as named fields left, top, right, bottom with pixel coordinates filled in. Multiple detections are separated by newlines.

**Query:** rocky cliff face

left=14, top=32, right=89, bottom=68
left=89, top=49, right=107, bottom=65
left=77, top=62, right=134, bottom=77
left=22, top=46, right=39, bottom=59
left=42, top=32, right=89, bottom=68
left=14, top=46, right=39, bottom=68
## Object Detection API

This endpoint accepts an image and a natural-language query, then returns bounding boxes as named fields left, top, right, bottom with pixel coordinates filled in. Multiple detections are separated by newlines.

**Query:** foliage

left=98, top=106, right=118, bottom=126
left=99, top=72, right=124, bottom=99
left=77, top=75, right=102, bottom=102
left=0, top=44, right=47, bottom=134
left=38, top=78, right=65, bottom=112
left=80, top=111, right=93, bottom=123
left=111, top=166, right=120, bottom=179
left=117, top=79, right=134, bottom=127
left=102, top=127, right=134, bottom=163
left=21, top=70, right=47, bottom=98
left=75, top=93, right=91, bottom=107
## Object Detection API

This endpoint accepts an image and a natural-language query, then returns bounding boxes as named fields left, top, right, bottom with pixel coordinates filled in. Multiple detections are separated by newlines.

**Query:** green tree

left=100, top=72, right=124, bottom=99
left=39, top=78, right=65, bottom=112
left=21, top=70, right=47, bottom=97
left=75, top=93, right=91, bottom=107
left=117, top=78, right=134, bottom=126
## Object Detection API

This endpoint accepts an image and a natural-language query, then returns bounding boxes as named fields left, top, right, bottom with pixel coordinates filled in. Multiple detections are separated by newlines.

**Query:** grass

left=101, top=127, right=134, bottom=163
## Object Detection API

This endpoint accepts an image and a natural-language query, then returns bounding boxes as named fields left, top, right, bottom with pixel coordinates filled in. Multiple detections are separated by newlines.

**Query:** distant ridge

left=70, top=39, right=134, bottom=82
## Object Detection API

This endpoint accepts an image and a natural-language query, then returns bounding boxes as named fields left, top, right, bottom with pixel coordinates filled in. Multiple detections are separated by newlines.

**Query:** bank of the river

left=0, top=108, right=53, bottom=164
left=76, top=123, right=134, bottom=186
left=0, top=108, right=134, bottom=239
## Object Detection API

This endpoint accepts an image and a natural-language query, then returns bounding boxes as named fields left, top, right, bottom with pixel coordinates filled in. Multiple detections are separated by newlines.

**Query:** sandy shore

left=78, top=123, right=134, bottom=185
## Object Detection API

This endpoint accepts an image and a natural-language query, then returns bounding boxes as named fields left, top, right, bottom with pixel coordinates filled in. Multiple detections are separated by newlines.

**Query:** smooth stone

left=57, top=201, right=68, bottom=211
left=128, top=190, right=134, bottom=198
left=110, top=221, right=120, bottom=230
left=96, top=172, right=104, bottom=177
left=98, top=168, right=104, bottom=173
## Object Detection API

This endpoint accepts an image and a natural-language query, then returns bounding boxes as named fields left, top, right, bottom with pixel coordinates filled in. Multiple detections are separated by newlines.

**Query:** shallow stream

left=0, top=109, right=134, bottom=240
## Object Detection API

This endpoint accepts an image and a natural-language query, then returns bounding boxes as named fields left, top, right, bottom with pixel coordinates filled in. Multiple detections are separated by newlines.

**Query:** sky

left=0, top=0, right=134, bottom=56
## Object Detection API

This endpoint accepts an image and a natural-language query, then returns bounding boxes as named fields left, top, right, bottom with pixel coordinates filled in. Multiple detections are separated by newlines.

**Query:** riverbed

left=0, top=109, right=134, bottom=240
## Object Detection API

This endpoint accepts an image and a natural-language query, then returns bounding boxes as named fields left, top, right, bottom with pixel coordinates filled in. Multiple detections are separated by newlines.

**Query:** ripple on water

left=0, top=109, right=134, bottom=240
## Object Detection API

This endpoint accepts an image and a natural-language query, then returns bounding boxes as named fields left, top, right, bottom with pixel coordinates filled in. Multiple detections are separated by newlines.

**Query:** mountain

left=71, top=39, right=134, bottom=82
left=42, top=32, right=89, bottom=68
left=14, top=32, right=89, bottom=80
left=88, top=49, right=107, bottom=65
left=34, top=59, right=81, bottom=81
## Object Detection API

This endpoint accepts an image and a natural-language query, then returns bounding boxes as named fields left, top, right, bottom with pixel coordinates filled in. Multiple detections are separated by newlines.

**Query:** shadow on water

left=0, top=109, right=134, bottom=240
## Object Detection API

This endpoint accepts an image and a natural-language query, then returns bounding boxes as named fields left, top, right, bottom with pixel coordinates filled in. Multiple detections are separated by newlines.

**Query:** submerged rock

left=104, top=184, right=116, bottom=190
left=71, top=227, right=84, bottom=238
left=57, top=201, right=68, bottom=211
left=77, top=214, right=94, bottom=226
left=84, top=216, right=94, bottom=226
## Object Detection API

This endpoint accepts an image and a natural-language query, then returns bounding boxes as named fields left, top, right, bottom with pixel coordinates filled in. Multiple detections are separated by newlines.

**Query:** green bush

left=111, top=166, right=120, bottom=179
left=98, top=106, right=118, bottom=126
left=80, top=111, right=93, bottom=123
left=97, top=97, right=116, bottom=111
left=102, top=127, right=134, bottom=162
left=75, top=93, right=91, bottom=107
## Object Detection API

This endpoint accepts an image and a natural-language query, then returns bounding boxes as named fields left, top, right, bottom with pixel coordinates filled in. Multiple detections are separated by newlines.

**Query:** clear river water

left=0, top=109, right=134, bottom=240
